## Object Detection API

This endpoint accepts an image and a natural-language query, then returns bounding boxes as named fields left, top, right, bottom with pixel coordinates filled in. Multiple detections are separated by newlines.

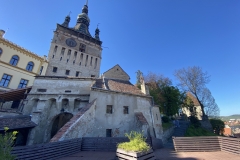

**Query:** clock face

left=66, top=38, right=77, bottom=47
left=0, top=48, right=2, bottom=54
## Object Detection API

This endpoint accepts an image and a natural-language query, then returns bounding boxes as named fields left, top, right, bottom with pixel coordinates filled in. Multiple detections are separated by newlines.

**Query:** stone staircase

left=164, top=117, right=189, bottom=149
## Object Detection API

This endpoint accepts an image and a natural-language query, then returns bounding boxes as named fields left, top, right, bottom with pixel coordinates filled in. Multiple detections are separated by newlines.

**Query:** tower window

left=0, top=74, right=12, bottom=87
left=67, top=59, right=69, bottom=63
left=106, top=129, right=112, bottom=137
left=52, top=55, right=54, bottom=59
left=53, top=67, right=58, bottom=73
left=26, top=61, right=34, bottom=72
left=67, top=49, right=71, bottom=55
left=85, top=55, right=88, bottom=66
left=18, top=79, right=28, bottom=88
left=9, top=55, right=19, bottom=66
left=79, top=43, right=86, bottom=52
left=61, top=47, right=65, bottom=55
left=123, top=106, right=129, bottom=114
left=91, top=75, right=95, bottom=78
left=73, top=60, right=75, bottom=64
left=53, top=46, right=58, bottom=53
left=80, top=53, right=83, bottom=60
left=74, top=51, right=77, bottom=57
left=76, top=71, right=80, bottom=77
left=0, top=48, right=3, bottom=56
left=106, top=105, right=113, bottom=114
left=39, top=66, right=44, bottom=75
left=60, top=57, right=62, bottom=61
left=94, top=58, right=98, bottom=69
left=90, top=57, right=93, bottom=66
left=65, top=70, right=70, bottom=75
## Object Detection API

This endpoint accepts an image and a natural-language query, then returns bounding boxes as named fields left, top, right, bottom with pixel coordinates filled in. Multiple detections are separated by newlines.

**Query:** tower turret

left=62, top=15, right=71, bottom=27
left=95, top=27, right=100, bottom=40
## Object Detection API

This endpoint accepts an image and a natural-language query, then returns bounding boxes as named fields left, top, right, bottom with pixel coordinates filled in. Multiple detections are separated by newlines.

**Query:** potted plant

left=116, top=131, right=155, bottom=160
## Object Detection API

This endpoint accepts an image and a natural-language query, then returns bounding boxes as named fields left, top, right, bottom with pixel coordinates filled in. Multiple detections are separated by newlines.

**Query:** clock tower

left=45, top=1, right=102, bottom=78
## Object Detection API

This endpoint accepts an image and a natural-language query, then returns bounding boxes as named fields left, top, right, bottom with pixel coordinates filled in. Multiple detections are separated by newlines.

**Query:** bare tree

left=175, top=66, right=219, bottom=117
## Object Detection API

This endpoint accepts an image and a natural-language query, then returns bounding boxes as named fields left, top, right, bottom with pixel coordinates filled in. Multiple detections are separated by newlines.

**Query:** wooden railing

left=11, top=138, right=82, bottom=160
left=173, top=136, right=240, bottom=155
left=11, top=137, right=152, bottom=159
left=81, top=137, right=152, bottom=151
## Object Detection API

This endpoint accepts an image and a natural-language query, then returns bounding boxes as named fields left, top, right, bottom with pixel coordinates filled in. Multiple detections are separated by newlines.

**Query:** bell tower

left=45, top=1, right=102, bottom=78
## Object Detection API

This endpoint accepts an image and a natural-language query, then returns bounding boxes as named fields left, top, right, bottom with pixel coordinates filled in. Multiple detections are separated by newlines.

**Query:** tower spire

left=86, top=0, right=88, bottom=6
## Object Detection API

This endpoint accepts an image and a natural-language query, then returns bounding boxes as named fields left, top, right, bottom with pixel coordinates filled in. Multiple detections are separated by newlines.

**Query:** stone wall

left=162, top=126, right=175, bottom=144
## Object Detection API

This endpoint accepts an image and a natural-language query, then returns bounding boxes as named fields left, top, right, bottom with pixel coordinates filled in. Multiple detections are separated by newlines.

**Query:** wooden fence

left=173, top=136, right=240, bottom=155
left=81, top=137, right=152, bottom=151
left=11, top=138, right=82, bottom=160
left=11, top=137, right=152, bottom=159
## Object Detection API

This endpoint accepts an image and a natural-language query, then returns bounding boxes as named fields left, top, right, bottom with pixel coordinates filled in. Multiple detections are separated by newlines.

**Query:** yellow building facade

left=0, top=30, right=48, bottom=91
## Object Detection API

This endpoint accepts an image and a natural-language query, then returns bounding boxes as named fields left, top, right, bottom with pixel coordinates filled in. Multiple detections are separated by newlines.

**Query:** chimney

left=0, top=30, right=5, bottom=38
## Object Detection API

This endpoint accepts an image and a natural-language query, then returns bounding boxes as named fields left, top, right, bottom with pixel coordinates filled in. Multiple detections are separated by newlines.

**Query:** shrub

left=162, top=116, right=170, bottom=123
left=118, top=131, right=150, bottom=152
left=189, top=116, right=201, bottom=128
left=185, top=125, right=217, bottom=136
left=0, top=127, right=18, bottom=160
left=210, top=119, right=225, bottom=135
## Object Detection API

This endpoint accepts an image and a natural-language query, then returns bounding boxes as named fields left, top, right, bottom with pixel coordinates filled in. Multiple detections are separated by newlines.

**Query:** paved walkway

left=58, top=149, right=240, bottom=160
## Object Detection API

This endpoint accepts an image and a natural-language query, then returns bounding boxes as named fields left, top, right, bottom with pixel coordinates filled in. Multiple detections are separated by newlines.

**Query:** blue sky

left=1, top=0, right=239, bottom=116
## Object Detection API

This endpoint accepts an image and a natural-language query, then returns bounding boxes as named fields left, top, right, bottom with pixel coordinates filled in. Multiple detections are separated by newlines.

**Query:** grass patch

left=162, top=122, right=173, bottom=131
left=185, top=125, right=217, bottom=137
left=117, top=131, right=150, bottom=152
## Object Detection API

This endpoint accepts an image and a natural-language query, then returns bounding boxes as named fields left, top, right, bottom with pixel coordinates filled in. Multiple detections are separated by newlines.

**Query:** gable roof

left=187, top=92, right=200, bottom=106
left=103, top=64, right=130, bottom=81
left=93, top=78, right=144, bottom=96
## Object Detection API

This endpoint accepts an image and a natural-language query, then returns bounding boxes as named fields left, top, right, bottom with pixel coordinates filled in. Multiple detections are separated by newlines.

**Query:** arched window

left=9, top=55, right=19, bottom=66
left=26, top=61, right=34, bottom=71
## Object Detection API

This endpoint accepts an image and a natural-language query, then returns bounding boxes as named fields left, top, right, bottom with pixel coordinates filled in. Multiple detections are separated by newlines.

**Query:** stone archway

left=50, top=112, right=73, bottom=138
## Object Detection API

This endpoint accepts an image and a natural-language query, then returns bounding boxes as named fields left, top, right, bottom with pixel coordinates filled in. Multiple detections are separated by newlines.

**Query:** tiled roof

left=93, top=78, right=144, bottom=95
left=0, top=115, right=37, bottom=131
left=187, top=92, right=200, bottom=106
left=135, top=112, right=148, bottom=125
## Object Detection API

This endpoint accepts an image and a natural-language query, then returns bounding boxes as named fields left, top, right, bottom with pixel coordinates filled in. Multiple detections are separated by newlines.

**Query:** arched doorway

left=50, top=112, right=73, bottom=138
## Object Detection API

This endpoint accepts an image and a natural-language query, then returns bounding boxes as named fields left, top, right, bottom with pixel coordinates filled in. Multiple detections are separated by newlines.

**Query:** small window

left=67, top=59, right=69, bottom=63
left=18, top=79, right=28, bottom=88
left=65, top=70, right=70, bottom=75
left=123, top=106, right=129, bottom=114
left=9, top=55, right=19, bottom=66
left=53, top=67, right=58, bottom=73
left=39, top=66, right=44, bottom=75
left=53, top=46, right=58, bottom=53
left=37, top=89, right=47, bottom=92
left=156, top=114, right=158, bottom=120
left=80, top=53, right=83, bottom=60
left=26, top=61, right=34, bottom=71
left=67, top=49, right=71, bottom=55
left=91, top=75, right=95, bottom=78
left=85, top=55, right=88, bottom=66
left=52, top=55, right=54, bottom=59
left=79, top=43, right=86, bottom=52
left=94, top=58, right=98, bottom=69
left=0, top=48, right=3, bottom=56
left=0, top=74, right=12, bottom=87
left=73, top=60, right=75, bottom=64
left=74, top=51, right=77, bottom=57
left=106, top=105, right=112, bottom=114
left=65, top=90, right=71, bottom=93
left=61, top=47, right=65, bottom=55
left=76, top=71, right=79, bottom=77
left=106, top=129, right=112, bottom=137
left=60, top=57, right=62, bottom=61
left=90, top=57, right=93, bottom=66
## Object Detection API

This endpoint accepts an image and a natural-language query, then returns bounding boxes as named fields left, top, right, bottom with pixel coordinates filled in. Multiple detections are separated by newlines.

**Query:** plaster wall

left=182, top=105, right=202, bottom=120
left=45, top=31, right=101, bottom=77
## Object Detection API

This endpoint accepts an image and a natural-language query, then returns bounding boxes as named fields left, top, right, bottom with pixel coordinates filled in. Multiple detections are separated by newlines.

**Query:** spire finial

left=68, top=11, right=71, bottom=16
left=86, top=0, right=88, bottom=6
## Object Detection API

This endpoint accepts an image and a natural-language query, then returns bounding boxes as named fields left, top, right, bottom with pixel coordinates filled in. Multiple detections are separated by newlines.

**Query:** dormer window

left=79, top=43, right=86, bottom=52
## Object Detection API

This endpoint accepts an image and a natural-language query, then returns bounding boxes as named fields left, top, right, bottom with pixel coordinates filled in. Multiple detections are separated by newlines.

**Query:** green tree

left=209, top=119, right=225, bottom=135
left=0, top=127, right=18, bottom=160
left=144, top=72, right=184, bottom=116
